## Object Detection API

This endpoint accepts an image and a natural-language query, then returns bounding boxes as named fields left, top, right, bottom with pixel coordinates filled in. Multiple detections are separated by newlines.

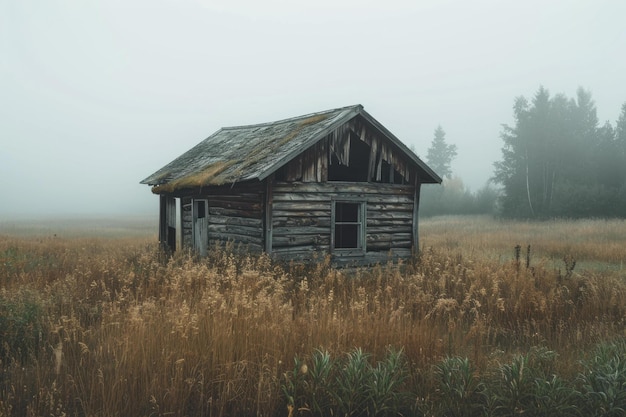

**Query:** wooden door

left=193, top=199, right=208, bottom=256
left=160, top=195, right=177, bottom=252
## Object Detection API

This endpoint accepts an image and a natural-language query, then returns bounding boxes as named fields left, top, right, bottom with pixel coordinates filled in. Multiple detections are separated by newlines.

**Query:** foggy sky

left=1, top=0, right=625, bottom=219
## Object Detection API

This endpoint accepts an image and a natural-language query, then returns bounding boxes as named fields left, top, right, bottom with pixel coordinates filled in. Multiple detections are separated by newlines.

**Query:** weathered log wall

left=181, top=183, right=265, bottom=253
left=271, top=182, right=415, bottom=265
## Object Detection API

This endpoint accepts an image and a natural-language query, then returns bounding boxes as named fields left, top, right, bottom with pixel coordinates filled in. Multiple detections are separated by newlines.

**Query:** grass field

left=1, top=215, right=625, bottom=416
left=420, top=215, right=626, bottom=271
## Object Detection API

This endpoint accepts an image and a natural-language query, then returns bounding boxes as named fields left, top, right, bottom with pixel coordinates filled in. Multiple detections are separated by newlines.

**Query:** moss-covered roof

left=140, top=105, right=441, bottom=193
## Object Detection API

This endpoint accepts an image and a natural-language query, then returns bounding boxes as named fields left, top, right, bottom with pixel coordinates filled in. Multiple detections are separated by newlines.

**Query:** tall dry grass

left=1, top=216, right=625, bottom=416
left=420, top=215, right=626, bottom=270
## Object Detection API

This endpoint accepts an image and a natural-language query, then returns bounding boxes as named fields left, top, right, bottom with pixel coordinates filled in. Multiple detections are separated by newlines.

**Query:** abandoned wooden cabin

left=141, top=105, right=441, bottom=266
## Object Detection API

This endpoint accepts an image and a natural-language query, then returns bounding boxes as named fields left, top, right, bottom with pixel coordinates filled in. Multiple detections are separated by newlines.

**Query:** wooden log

left=209, top=207, right=263, bottom=218
left=209, top=224, right=263, bottom=237
left=367, top=218, right=412, bottom=226
left=271, top=245, right=330, bottom=254
left=367, top=209, right=413, bottom=223
left=272, top=201, right=330, bottom=212
left=272, top=217, right=331, bottom=228
left=271, top=210, right=330, bottom=218
left=272, top=192, right=412, bottom=204
left=272, top=226, right=330, bottom=236
left=209, top=232, right=263, bottom=246
left=367, top=203, right=413, bottom=212
left=273, top=182, right=414, bottom=195
left=209, top=215, right=262, bottom=227
left=209, top=199, right=262, bottom=211
left=367, top=232, right=412, bottom=242
left=272, top=193, right=333, bottom=202
left=367, top=241, right=412, bottom=250
left=272, top=234, right=330, bottom=248
left=366, top=226, right=413, bottom=235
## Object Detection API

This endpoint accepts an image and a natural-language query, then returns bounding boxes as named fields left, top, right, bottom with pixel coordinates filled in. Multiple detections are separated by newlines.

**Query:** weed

left=0, top=289, right=46, bottom=365
left=433, top=356, right=486, bottom=416
left=579, top=338, right=626, bottom=416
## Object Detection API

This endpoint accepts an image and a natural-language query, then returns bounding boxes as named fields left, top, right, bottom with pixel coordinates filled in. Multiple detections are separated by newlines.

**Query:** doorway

left=192, top=199, right=209, bottom=256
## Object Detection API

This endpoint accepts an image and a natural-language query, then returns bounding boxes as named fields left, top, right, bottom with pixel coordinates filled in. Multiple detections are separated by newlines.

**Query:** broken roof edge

left=255, top=106, right=443, bottom=184
left=358, top=109, right=443, bottom=184
left=255, top=105, right=364, bottom=181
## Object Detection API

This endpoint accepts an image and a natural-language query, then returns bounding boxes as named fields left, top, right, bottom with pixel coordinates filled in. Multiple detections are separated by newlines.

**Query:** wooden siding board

left=272, top=226, right=330, bottom=236
left=209, top=207, right=263, bottom=219
left=272, top=217, right=331, bottom=228
left=273, top=193, right=412, bottom=204
left=208, top=224, right=263, bottom=236
left=272, top=210, right=330, bottom=218
left=368, top=203, right=413, bottom=212
left=273, top=182, right=413, bottom=195
left=209, top=215, right=263, bottom=227
left=367, top=218, right=412, bottom=226
left=273, top=234, right=330, bottom=248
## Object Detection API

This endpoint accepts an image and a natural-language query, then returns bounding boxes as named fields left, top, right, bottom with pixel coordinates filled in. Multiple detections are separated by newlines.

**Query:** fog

left=1, top=0, right=625, bottom=219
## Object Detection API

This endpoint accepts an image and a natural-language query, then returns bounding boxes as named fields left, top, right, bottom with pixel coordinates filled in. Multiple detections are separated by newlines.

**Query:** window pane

left=335, top=224, right=359, bottom=248
left=336, top=202, right=359, bottom=222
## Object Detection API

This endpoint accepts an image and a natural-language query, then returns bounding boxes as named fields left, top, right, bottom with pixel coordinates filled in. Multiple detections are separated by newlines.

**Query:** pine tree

left=426, top=126, right=457, bottom=179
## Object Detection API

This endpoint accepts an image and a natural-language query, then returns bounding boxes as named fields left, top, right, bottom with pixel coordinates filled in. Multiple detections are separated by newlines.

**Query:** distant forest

left=421, top=86, right=626, bottom=219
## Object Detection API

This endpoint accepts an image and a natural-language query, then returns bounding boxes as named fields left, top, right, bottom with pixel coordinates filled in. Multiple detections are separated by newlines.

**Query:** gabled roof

left=141, top=104, right=441, bottom=192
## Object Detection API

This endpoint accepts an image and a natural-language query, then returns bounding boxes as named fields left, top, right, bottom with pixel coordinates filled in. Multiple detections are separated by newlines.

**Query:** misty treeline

left=495, top=86, right=626, bottom=218
left=421, top=86, right=626, bottom=219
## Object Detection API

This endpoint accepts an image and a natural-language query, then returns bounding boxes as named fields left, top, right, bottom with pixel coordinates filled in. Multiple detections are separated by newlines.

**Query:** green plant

left=531, top=375, right=582, bottom=417
left=333, top=348, right=371, bottom=416
left=433, top=356, right=485, bottom=416
left=485, top=347, right=584, bottom=416
left=0, top=289, right=46, bottom=365
left=580, top=339, right=626, bottom=416
left=304, top=349, right=336, bottom=416
left=491, top=353, right=535, bottom=415
left=365, top=348, right=410, bottom=417
left=282, top=348, right=411, bottom=417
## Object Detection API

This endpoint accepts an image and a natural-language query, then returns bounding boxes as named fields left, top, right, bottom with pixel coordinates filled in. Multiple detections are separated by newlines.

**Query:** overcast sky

left=1, top=0, right=625, bottom=219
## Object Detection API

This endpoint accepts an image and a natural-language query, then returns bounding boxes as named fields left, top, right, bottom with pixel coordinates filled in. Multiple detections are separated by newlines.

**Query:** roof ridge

left=221, top=104, right=362, bottom=131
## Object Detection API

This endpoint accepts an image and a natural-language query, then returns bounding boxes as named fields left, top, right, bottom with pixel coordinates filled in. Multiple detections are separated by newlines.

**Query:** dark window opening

left=167, top=226, right=176, bottom=249
left=380, top=160, right=391, bottom=183
left=393, top=169, right=406, bottom=184
left=374, top=159, right=408, bottom=185
left=194, top=200, right=206, bottom=218
left=329, top=134, right=370, bottom=182
left=275, top=167, right=286, bottom=182
left=333, top=201, right=364, bottom=250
